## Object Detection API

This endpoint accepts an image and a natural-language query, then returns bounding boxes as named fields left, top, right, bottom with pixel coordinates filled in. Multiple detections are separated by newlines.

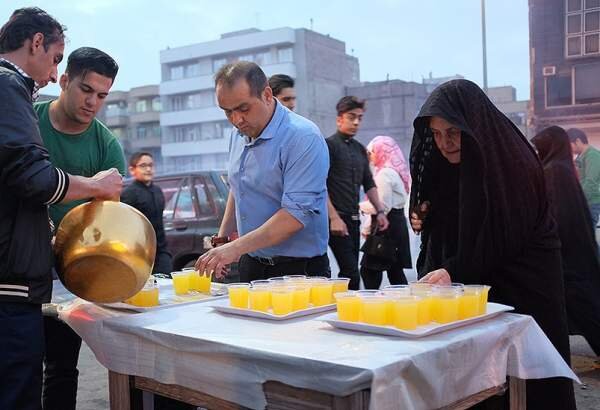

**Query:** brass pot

left=54, top=200, right=156, bottom=303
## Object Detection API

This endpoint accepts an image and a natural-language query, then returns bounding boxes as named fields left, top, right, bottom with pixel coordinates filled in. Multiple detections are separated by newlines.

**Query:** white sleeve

left=374, top=169, right=394, bottom=214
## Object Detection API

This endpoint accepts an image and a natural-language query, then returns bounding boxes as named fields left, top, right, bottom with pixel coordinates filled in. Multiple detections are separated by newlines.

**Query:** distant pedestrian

left=269, top=73, right=296, bottom=111
left=568, top=127, right=600, bottom=230
left=359, top=136, right=412, bottom=289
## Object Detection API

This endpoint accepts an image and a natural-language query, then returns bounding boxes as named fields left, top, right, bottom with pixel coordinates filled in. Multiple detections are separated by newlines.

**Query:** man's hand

left=330, top=217, right=349, bottom=236
left=410, top=201, right=430, bottom=233
left=92, top=168, right=123, bottom=200
left=419, top=268, right=451, bottom=285
left=376, top=212, right=389, bottom=231
left=194, top=242, right=242, bottom=279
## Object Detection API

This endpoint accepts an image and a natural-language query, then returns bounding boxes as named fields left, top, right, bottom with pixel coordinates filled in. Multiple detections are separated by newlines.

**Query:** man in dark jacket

left=122, top=152, right=172, bottom=274
left=0, top=8, right=122, bottom=410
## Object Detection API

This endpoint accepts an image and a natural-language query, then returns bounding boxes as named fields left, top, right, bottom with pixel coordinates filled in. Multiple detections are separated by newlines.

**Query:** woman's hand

left=410, top=201, right=430, bottom=233
left=419, top=268, right=451, bottom=285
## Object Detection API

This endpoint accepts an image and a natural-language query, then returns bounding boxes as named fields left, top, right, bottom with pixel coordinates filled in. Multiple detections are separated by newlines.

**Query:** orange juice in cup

left=126, top=278, right=159, bottom=307
left=411, top=290, right=433, bottom=325
left=291, top=285, right=311, bottom=311
left=392, top=295, right=419, bottom=330
left=228, top=283, right=250, bottom=308
left=249, top=284, right=270, bottom=312
left=360, top=295, right=388, bottom=325
left=306, top=277, right=330, bottom=306
left=459, top=285, right=482, bottom=319
left=330, top=278, right=350, bottom=296
left=271, top=287, right=294, bottom=315
left=432, top=285, right=461, bottom=324
left=335, top=291, right=360, bottom=321
left=197, top=270, right=212, bottom=294
left=171, top=271, right=190, bottom=295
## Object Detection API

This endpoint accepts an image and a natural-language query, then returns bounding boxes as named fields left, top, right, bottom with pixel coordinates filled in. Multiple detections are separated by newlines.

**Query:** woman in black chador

left=532, top=125, right=600, bottom=355
left=409, top=80, right=575, bottom=409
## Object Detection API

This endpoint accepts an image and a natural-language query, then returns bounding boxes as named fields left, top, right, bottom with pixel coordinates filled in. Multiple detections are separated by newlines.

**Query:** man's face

left=430, top=116, right=461, bottom=164
left=216, top=79, right=274, bottom=139
left=60, top=71, right=113, bottom=125
left=275, top=87, right=296, bottom=111
left=28, top=33, right=64, bottom=88
left=336, top=108, right=364, bottom=136
left=571, top=140, right=584, bottom=155
left=129, top=155, right=155, bottom=184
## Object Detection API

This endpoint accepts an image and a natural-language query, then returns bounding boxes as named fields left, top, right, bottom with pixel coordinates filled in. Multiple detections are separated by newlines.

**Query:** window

left=254, top=50, right=273, bottom=66
left=106, top=102, right=127, bottom=117
left=155, top=178, right=183, bottom=219
left=575, top=62, right=600, bottom=104
left=566, top=0, right=600, bottom=57
left=185, top=63, right=200, bottom=78
left=170, top=65, right=184, bottom=80
left=174, top=184, right=196, bottom=219
left=213, top=58, right=227, bottom=73
left=546, top=71, right=573, bottom=106
left=278, top=47, right=293, bottom=63
left=152, top=97, right=161, bottom=112
left=239, top=53, right=254, bottom=62
left=193, top=176, right=218, bottom=218
left=136, top=125, right=147, bottom=139
left=136, top=100, right=147, bottom=113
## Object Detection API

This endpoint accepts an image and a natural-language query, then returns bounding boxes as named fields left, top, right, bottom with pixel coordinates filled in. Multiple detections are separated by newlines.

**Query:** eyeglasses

left=135, top=163, right=154, bottom=169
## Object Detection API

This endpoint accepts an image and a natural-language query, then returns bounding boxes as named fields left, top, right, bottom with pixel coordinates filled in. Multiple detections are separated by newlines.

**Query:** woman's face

left=430, top=116, right=461, bottom=164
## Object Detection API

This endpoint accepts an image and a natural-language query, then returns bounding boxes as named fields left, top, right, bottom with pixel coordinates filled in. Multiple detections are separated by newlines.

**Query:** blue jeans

left=0, top=302, right=44, bottom=410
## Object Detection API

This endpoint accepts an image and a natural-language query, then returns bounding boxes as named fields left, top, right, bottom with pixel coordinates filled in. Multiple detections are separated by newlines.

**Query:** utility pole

left=481, top=0, right=488, bottom=93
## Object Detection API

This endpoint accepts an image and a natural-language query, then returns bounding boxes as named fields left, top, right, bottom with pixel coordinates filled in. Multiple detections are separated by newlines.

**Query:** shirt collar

left=0, top=58, right=40, bottom=101
left=335, top=131, right=355, bottom=144
left=237, top=100, right=285, bottom=145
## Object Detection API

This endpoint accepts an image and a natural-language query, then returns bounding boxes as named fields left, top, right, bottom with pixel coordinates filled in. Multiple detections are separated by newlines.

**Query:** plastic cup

left=171, top=271, right=190, bottom=295
left=392, top=295, right=420, bottom=330
left=249, top=284, right=271, bottom=312
left=360, top=295, right=388, bottom=325
left=306, top=277, right=330, bottom=306
left=335, top=291, right=360, bottom=322
left=356, top=290, right=380, bottom=322
left=271, top=287, right=294, bottom=315
left=412, top=290, right=433, bottom=325
left=432, top=285, right=461, bottom=324
left=250, top=280, right=272, bottom=308
left=479, top=285, right=491, bottom=314
left=283, top=275, right=307, bottom=283
left=383, top=284, right=411, bottom=295
left=291, top=285, right=311, bottom=311
left=126, top=277, right=159, bottom=307
left=228, top=283, right=250, bottom=308
left=408, top=281, right=433, bottom=294
left=268, top=276, right=287, bottom=287
left=330, top=278, right=350, bottom=296
left=459, top=285, right=482, bottom=319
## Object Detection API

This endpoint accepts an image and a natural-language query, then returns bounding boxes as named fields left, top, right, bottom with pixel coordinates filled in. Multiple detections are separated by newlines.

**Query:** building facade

left=529, top=0, right=600, bottom=143
left=487, top=86, right=530, bottom=137
left=97, top=85, right=163, bottom=172
left=346, top=80, right=430, bottom=156
left=159, top=27, right=360, bottom=172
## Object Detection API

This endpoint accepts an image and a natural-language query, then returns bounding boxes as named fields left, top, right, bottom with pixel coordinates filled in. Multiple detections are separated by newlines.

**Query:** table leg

left=509, top=377, right=526, bottom=410
left=109, top=371, right=142, bottom=410
left=263, top=381, right=370, bottom=409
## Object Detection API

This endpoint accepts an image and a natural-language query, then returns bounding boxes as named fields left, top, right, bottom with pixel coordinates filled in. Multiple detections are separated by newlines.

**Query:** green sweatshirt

left=576, top=145, right=600, bottom=206
left=34, top=100, right=127, bottom=226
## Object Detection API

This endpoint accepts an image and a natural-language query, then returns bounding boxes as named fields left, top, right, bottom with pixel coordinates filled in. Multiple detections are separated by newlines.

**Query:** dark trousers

left=305, top=253, right=331, bottom=277
left=42, top=316, right=82, bottom=410
left=360, top=265, right=408, bottom=289
left=238, top=254, right=314, bottom=282
left=153, top=250, right=173, bottom=275
left=328, top=215, right=361, bottom=290
left=0, top=302, right=44, bottom=410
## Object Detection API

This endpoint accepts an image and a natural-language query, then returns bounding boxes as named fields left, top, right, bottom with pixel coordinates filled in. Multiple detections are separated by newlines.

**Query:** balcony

left=160, top=106, right=225, bottom=126
left=129, top=111, right=160, bottom=124
left=104, top=115, right=128, bottom=128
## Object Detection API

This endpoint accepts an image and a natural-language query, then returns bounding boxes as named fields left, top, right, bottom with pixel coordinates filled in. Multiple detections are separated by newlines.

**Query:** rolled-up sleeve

left=0, top=77, right=70, bottom=204
left=281, top=133, right=329, bottom=227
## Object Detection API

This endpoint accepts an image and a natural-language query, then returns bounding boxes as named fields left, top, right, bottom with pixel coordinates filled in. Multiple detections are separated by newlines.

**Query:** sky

left=1, top=0, right=531, bottom=100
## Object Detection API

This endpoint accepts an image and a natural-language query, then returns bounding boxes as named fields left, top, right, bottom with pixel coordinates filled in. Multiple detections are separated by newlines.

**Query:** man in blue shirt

left=195, top=62, right=329, bottom=281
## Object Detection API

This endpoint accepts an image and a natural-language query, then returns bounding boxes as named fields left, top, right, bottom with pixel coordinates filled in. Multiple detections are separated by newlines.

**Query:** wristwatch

left=210, top=235, right=229, bottom=247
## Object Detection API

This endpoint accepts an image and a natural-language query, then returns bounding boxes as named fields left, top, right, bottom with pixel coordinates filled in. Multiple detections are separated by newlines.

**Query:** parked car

left=126, top=171, right=229, bottom=272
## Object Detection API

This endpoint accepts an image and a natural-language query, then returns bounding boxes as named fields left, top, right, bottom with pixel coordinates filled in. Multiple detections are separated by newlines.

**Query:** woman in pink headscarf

left=359, top=136, right=412, bottom=288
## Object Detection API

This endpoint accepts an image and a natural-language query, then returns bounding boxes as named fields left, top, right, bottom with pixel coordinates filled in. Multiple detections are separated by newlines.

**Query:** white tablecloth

left=58, top=292, right=579, bottom=410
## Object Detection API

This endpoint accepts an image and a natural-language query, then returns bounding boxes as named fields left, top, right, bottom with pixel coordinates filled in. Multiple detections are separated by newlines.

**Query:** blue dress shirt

left=228, top=101, right=329, bottom=258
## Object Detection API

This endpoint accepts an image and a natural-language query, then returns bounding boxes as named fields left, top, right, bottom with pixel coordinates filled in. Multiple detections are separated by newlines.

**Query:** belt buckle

left=259, top=256, right=275, bottom=266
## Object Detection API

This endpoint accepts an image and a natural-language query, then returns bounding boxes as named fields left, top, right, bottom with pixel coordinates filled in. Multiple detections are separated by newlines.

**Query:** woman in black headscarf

left=409, top=80, right=575, bottom=409
left=532, top=126, right=600, bottom=355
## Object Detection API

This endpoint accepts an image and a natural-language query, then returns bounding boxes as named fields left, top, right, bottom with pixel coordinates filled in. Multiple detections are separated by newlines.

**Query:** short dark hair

left=65, top=47, right=119, bottom=82
left=129, top=151, right=153, bottom=167
left=0, top=7, right=66, bottom=53
left=214, top=61, right=268, bottom=98
left=269, top=74, right=294, bottom=97
left=336, top=96, right=366, bottom=116
left=567, top=128, right=588, bottom=145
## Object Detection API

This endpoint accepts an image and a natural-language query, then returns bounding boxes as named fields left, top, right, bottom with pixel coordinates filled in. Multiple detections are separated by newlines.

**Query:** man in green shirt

left=35, top=47, right=125, bottom=410
left=569, top=128, right=600, bottom=231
